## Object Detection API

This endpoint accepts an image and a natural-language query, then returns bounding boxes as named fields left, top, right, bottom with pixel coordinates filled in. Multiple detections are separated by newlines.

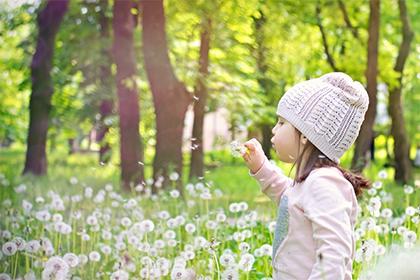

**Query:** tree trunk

left=96, top=0, right=113, bottom=164
left=23, top=0, right=69, bottom=175
left=189, top=17, right=211, bottom=180
left=142, top=0, right=191, bottom=192
left=253, top=10, right=274, bottom=160
left=351, top=0, right=380, bottom=172
left=388, top=0, right=413, bottom=183
left=113, top=0, right=144, bottom=191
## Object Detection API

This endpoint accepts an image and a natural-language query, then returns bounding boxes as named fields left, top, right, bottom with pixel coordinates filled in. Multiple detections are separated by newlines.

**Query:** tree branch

left=315, top=3, right=341, bottom=72
left=394, top=0, right=414, bottom=73
left=337, top=0, right=359, bottom=39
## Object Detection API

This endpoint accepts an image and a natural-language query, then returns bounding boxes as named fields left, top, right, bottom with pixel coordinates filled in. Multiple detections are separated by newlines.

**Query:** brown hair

left=290, top=130, right=371, bottom=198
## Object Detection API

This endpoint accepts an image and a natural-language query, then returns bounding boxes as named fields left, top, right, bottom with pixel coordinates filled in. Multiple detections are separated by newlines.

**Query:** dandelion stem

left=12, top=253, right=19, bottom=279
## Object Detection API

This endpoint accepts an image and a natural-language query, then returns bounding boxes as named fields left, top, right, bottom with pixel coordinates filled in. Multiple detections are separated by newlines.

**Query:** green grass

left=0, top=143, right=419, bottom=279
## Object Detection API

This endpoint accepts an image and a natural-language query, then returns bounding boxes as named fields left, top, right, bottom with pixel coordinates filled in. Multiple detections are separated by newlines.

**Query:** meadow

left=0, top=137, right=419, bottom=280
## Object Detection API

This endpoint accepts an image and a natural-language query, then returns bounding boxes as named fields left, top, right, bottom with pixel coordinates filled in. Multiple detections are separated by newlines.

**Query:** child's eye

left=277, top=120, right=284, bottom=125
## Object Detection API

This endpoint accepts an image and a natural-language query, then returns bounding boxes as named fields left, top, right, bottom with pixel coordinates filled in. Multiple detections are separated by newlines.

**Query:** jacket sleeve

left=300, top=171, right=354, bottom=280
left=249, top=157, right=293, bottom=205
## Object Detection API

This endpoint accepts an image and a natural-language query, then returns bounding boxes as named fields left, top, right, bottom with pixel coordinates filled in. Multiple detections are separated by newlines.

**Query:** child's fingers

left=243, top=142, right=255, bottom=151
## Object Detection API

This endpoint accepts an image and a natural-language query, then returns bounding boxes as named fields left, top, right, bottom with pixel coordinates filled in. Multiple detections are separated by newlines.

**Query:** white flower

left=100, top=245, right=112, bottom=255
left=111, top=270, right=129, bottom=280
left=230, top=140, right=247, bottom=157
left=2, top=241, right=17, bottom=256
left=381, top=208, right=393, bottom=219
left=200, top=192, right=212, bottom=200
left=260, top=244, right=273, bottom=256
left=220, top=253, right=236, bottom=268
left=378, top=170, right=388, bottom=179
left=170, top=189, right=180, bottom=198
left=121, top=217, right=132, bottom=228
left=0, top=273, right=11, bottom=280
left=372, top=181, right=382, bottom=189
left=22, top=200, right=33, bottom=213
left=405, top=206, right=417, bottom=216
left=13, top=237, right=26, bottom=251
left=42, top=256, right=69, bottom=280
left=84, top=187, right=93, bottom=198
left=169, top=172, right=179, bottom=181
left=184, top=223, right=196, bottom=234
left=141, top=220, right=155, bottom=233
left=167, top=239, right=177, bottom=247
left=175, top=215, right=186, bottom=226
left=238, top=253, right=255, bottom=272
left=14, top=183, right=27, bottom=193
left=239, top=242, right=250, bottom=252
left=40, top=238, right=54, bottom=256
left=221, top=268, right=239, bottom=280
left=25, top=240, right=41, bottom=253
left=397, top=226, right=407, bottom=236
left=86, top=215, right=98, bottom=226
left=101, top=230, right=112, bottom=240
left=35, top=210, right=51, bottom=222
left=367, top=188, right=377, bottom=196
left=78, top=254, right=88, bottom=265
left=403, top=230, right=417, bottom=244
left=89, top=251, right=101, bottom=262
left=268, top=221, right=276, bottom=233
left=70, top=177, right=78, bottom=185
left=205, top=220, right=217, bottom=230
left=167, top=218, right=178, bottom=228
left=24, top=270, right=36, bottom=280
left=158, top=211, right=171, bottom=220
left=253, top=248, right=263, bottom=257
left=164, top=230, right=176, bottom=240
left=216, top=212, right=227, bottom=222
left=63, top=253, right=79, bottom=268
left=154, top=239, right=165, bottom=249
left=233, top=232, right=245, bottom=242
left=229, top=203, right=240, bottom=213
left=128, top=236, right=139, bottom=246
left=403, top=185, right=414, bottom=194
left=375, top=245, right=386, bottom=256
left=238, top=202, right=248, bottom=211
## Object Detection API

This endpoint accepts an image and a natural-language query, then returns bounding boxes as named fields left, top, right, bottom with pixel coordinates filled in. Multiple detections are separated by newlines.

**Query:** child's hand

left=242, top=138, right=267, bottom=174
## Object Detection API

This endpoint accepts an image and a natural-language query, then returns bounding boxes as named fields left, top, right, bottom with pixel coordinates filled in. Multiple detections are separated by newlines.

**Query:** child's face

left=271, top=116, right=301, bottom=163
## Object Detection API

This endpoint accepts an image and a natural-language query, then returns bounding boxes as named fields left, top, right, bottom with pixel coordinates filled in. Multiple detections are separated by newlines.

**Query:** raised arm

left=249, top=158, right=293, bottom=205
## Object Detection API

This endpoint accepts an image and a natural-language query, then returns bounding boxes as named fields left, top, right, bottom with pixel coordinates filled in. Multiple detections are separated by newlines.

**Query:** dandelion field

left=0, top=147, right=419, bottom=280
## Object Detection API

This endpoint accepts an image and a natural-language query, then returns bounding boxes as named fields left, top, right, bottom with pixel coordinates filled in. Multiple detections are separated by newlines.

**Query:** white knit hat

left=276, top=72, right=369, bottom=163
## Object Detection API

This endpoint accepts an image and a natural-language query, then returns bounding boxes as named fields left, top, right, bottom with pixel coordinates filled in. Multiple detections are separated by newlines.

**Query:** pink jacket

left=250, top=159, right=358, bottom=280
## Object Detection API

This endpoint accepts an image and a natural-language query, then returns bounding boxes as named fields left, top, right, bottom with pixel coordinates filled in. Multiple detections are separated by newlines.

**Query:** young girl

left=242, top=72, right=371, bottom=279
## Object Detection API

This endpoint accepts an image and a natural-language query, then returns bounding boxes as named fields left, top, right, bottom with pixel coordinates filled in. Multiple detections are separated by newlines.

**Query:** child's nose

left=272, top=125, right=277, bottom=134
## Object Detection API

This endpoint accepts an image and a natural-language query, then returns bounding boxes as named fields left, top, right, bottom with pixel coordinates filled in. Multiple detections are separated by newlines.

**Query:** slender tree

left=388, top=0, right=414, bottom=183
left=23, top=0, right=69, bottom=175
left=189, top=17, right=212, bottom=180
left=351, top=0, right=380, bottom=172
left=113, top=0, right=144, bottom=190
left=142, top=0, right=192, bottom=192
left=252, top=9, right=275, bottom=159
left=96, top=0, right=114, bottom=164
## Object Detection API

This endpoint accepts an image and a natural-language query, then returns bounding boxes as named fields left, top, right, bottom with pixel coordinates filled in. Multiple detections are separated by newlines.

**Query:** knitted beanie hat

left=276, top=72, right=369, bottom=163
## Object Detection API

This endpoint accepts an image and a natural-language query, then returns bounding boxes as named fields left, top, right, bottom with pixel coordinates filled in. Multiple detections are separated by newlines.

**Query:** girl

left=242, top=72, right=371, bottom=279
